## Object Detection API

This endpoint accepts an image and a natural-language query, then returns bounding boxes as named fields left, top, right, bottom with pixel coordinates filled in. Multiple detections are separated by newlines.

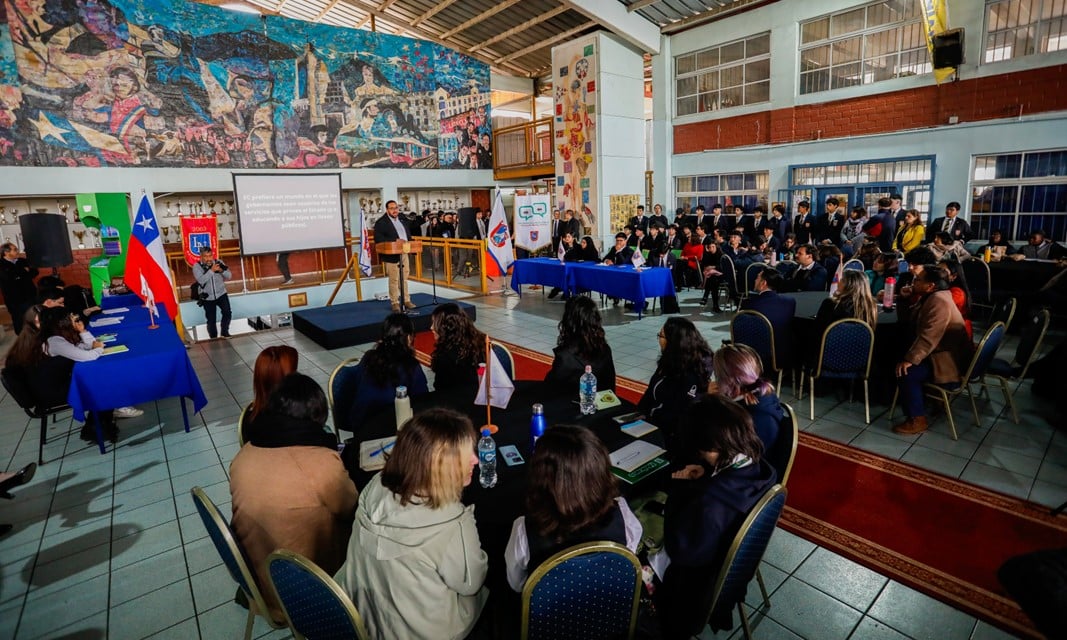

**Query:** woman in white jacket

left=335, top=408, right=488, bottom=640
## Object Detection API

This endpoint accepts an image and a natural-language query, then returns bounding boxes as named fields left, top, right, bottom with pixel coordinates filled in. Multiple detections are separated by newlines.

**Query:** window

left=675, top=172, right=769, bottom=212
left=799, top=0, right=930, bottom=95
left=984, top=0, right=1067, bottom=63
left=782, top=156, right=934, bottom=220
left=675, top=33, right=771, bottom=116
left=971, top=149, right=1067, bottom=241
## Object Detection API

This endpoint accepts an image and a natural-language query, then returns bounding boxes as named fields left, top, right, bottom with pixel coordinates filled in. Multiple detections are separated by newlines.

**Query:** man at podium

left=374, top=200, right=416, bottom=312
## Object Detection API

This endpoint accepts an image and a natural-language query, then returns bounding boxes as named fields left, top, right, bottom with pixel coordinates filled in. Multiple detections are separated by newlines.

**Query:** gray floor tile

left=794, top=547, right=888, bottom=611
left=110, top=546, right=189, bottom=606
left=848, top=616, right=910, bottom=640
left=959, top=461, right=1034, bottom=500
left=17, top=573, right=110, bottom=639
left=109, top=579, right=197, bottom=639
left=762, top=577, right=862, bottom=640
left=762, top=529, right=817, bottom=573
left=899, top=445, right=969, bottom=477
left=970, top=620, right=1021, bottom=639
left=868, top=581, right=976, bottom=640
left=848, top=431, right=912, bottom=460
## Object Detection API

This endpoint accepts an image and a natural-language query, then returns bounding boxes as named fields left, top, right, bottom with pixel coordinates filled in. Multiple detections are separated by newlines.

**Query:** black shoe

left=700, top=297, right=708, bottom=305
left=80, top=424, right=98, bottom=443
left=0, top=524, right=12, bottom=537
left=712, top=306, right=723, bottom=313
left=547, top=288, right=560, bottom=299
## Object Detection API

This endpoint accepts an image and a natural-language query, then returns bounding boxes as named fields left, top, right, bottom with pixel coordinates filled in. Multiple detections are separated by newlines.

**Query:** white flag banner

left=513, top=193, right=552, bottom=251
left=631, top=247, right=646, bottom=268
left=558, top=238, right=567, bottom=262
left=486, top=191, right=515, bottom=272
left=474, top=348, right=515, bottom=409
left=358, top=208, right=372, bottom=276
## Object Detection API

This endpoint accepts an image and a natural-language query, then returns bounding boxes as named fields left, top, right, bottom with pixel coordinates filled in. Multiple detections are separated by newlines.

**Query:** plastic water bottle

left=530, top=403, right=546, bottom=451
left=579, top=365, right=597, bottom=415
left=394, top=386, right=412, bottom=431
left=883, top=276, right=896, bottom=310
left=478, top=428, right=497, bottom=488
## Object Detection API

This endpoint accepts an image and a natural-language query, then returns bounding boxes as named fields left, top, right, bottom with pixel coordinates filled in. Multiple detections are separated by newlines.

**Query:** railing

left=493, top=117, right=554, bottom=179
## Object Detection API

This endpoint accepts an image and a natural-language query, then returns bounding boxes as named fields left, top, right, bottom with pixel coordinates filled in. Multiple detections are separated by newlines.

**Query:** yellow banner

left=920, top=0, right=955, bottom=83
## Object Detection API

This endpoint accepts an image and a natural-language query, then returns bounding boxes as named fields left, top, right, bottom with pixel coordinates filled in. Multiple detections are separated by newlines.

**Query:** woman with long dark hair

left=504, top=425, right=642, bottom=591
left=345, top=313, right=428, bottom=432
left=4, top=305, right=43, bottom=368
left=250, top=346, right=299, bottom=422
left=430, top=303, right=486, bottom=394
left=576, top=235, right=600, bottom=262
left=638, top=317, right=714, bottom=439
left=544, top=296, right=616, bottom=392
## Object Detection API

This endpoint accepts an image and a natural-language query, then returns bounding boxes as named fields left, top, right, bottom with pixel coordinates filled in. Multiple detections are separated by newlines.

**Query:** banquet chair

left=236, top=403, right=252, bottom=447
left=800, top=319, right=874, bottom=423
left=2, top=364, right=79, bottom=464
left=730, top=311, right=784, bottom=392
left=842, top=259, right=865, bottom=271
left=718, top=254, right=738, bottom=311
left=775, top=260, right=798, bottom=279
left=329, top=358, right=363, bottom=433
left=980, top=310, right=1050, bottom=424
left=191, top=486, right=287, bottom=640
left=699, top=484, right=788, bottom=640
left=743, top=262, right=764, bottom=300
left=766, top=403, right=799, bottom=486
left=988, top=297, right=1017, bottom=332
left=267, top=549, right=370, bottom=640
left=521, top=541, right=642, bottom=640
left=889, top=322, right=1006, bottom=440
left=962, top=258, right=994, bottom=316
left=491, top=341, right=516, bottom=381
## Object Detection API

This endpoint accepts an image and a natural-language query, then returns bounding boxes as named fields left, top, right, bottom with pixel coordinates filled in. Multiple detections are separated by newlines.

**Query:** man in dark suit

left=0, top=242, right=39, bottom=334
left=874, top=197, right=897, bottom=252
left=821, top=197, right=847, bottom=245
left=769, top=204, right=791, bottom=243
left=709, top=203, right=732, bottom=235
left=785, top=245, right=828, bottom=292
left=643, top=224, right=668, bottom=263
left=687, top=204, right=708, bottom=233
left=793, top=201, right=817, bottom=245
left=550, top=209, right=563, bottom=253
left=561, top=209, right=582, bottom=240
left=926, top=201, right=971, bottom=244
left=629, top=205, right=649, bottom=235
left=739, top=267, right=797, bottom=370
left=373, top=200, right=415, bottom=311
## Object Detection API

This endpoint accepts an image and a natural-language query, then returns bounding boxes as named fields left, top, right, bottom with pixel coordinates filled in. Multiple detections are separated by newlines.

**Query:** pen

left=370, top=441, right=395, bottom=458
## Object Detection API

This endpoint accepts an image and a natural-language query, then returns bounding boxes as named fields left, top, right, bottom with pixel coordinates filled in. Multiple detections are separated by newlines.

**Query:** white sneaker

left=282, top=279, right=294, bottom=285
left=113, top=406, right=144, bottom=419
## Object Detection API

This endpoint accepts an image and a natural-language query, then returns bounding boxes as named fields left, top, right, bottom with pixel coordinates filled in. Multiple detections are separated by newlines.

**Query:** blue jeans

left=203, top=294, right=231, bottom=338
left=897, top=361, right=932, bottom=418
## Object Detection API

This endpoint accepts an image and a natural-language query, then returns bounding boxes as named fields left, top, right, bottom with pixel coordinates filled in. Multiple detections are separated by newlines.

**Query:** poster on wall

left=513, top=193, right=552, bottom=251
left=609, top=194, right=641, bottom=234
left=552, top=35, right=597, bottom=240
left=0, top=0, right=490, bottom=169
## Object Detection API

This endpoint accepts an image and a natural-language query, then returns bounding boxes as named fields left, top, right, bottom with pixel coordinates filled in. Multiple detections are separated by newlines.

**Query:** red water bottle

left=883, top=276, right=896, bottom=310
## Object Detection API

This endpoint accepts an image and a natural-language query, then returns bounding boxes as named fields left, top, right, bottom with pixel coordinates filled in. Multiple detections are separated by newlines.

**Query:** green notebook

left=102, top=345, right=129, bottom=355
left=611, top=456, right=669, bottom=485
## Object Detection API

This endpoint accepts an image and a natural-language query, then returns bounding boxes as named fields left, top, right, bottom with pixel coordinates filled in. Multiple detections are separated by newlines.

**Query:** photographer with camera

left=193, top=247, right=232, bottom=339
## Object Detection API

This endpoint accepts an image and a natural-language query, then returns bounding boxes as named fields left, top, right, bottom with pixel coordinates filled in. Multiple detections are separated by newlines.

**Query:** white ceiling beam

left=661, top=0, right=765, bottom=35
left=411, top=0, right=460, bottom=27
left=314, top=0, right=343, bottom=21
left=438, top=0, right=523, bottom=40
left=627, top=0, right=662, bottom=12
left=559, top=0, right=661, bottom=54
left=275, top=0, right=290, bottom=11
left=496, top=20, right=596, bottom=64
left=469, top=5, right=569, bottom=53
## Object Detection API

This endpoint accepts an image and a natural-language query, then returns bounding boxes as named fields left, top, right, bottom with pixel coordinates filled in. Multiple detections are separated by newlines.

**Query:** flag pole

left=482, top=334, right=497, bottom=434
left=146, top=303, right=158, bottom=329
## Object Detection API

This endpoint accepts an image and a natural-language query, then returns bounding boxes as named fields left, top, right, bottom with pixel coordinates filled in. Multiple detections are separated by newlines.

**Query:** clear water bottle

left=579, top=365, right=597, bottom=415
left=478, top=428, right=497, bottom=488
left=530, top=403, right=546, bottom=451
left=883, top=276, right=896, bottom=310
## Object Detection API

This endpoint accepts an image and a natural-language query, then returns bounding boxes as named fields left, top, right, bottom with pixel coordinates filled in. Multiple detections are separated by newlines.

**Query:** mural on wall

left=552, top=35, right=597, bottom=240
left=0, top=0, right=490, bottom=169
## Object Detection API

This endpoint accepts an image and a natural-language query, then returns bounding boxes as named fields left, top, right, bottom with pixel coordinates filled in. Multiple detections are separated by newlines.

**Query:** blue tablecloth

left=88, top=303, right=169, bottom=331
left=510, top=258, right=570, bottom=295
left=100, top=293, right=143, bottom=310
left=570, top=264, right=675, bottom=317
left=69, top=321, right=207, bottom=424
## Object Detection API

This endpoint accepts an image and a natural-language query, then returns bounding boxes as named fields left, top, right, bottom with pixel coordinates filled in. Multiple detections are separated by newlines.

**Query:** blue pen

left=370, top=441, right=396, bottom=458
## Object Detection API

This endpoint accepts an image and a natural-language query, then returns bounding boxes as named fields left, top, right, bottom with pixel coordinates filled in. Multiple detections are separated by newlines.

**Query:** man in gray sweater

left=193, top=248, right=232, bottom=338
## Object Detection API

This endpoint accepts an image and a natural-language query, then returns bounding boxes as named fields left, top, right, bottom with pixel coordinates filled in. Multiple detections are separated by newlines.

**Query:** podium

left=376, top=239, right=422, bottom=313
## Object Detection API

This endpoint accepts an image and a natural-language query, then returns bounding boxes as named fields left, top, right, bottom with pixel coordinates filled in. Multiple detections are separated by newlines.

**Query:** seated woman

left=940, top=259, right=974, bottom=339
left=430, top=303, right=486, bottom=395
left=676, top=232, right=704, bottom=290
left=544, top=296, right=616, bottom=393
left=652, top=395, right=776, bottom=640
left=864, top=251, right=899, bottom=298
left=817, top=242, right=842, bottom=276
left=699, top=240, right=723, bottom=312
left=712, top=344, right=784, bottom=464
left=814, top=270, right=878, bottom=338
left=894, top=209, right=925, bottom=253
left=638, top=317, right=714, bottom=444
left=504, top=425, right=642, bottom=592
left=575, top=235, right=600, bottom=262
left=335, top=408, right=487, bottom=640
left=982, top=229, right=1014, bottom=257
left=230, top=373, right=357, bottom=624
left=249, top=345, right=298, bottom=423
left=345, top=313, right=428, bottom=433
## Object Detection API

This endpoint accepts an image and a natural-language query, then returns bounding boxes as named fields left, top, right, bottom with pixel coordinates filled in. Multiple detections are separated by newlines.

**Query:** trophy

left=88, top=227, right=100, bottom=247
left=0, top=206, right=6, bottom=224
left=176, top=201, right=183, bottom=215
left=227, top=200, right=234, bottom=214
left=208, top=199, right=216, bottom=215
left=401, top=194, right=410, bottom=211
left=162, top=227, right=171, bottom=243
left=60, top=203, right=70, bottom=222
left=73, top=228, right=86, bottom=249
left=10, top=208, right=19, bottom=223
left=375, top=197, right=381, bottom=213
left=198, top=200, right=205, bottom=215
left=165, top=200, right=172, bottom=216
left=170, top=225, right=179, bottom=241
left=359, top=196, right=367, bottom=212
left=229, top=220, right=236, bottom=237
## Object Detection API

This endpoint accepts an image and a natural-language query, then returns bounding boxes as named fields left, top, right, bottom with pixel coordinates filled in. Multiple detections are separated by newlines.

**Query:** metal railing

left=493, top=117, right=554, bottom=178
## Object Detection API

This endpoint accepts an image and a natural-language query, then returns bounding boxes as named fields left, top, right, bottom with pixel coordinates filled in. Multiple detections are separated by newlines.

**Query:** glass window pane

left=745, top=81, right=770, bottom=104
left=865, top=27, right=900, bottom=59
left=724, top=174, right=744, bottom=190
left=900, top=21, right=925, bottom=49
left=986, top=185, right=1019, bottom=213
left=720, top=41, right=746, bottom=65
left=831, top=7, right=866, bottom=37
left=677, top=96, right=697, bottom=116
left=745, top=59, right=770, bottom=82
left=676, top=177, right=695, bottom=192
left=677, top=76, right=697, bottom=96
left=720, top=65, right=744, bottom=88
left=867, top=0, right=909, bottom=27
left=833, top=36, right=863, bottom=63
left=1041, top=17, right=1067, bottom=53
left=831, top=62, right=863, bottom=89
left=676, top=54, right=695, bottom=75
left=696, top=48, right=719, bottom=70
left=720, top=86, right=743, bottom=109
left=746, top=33, right=770, bottom=57
left=699, top=71, right=719, bottom=92
left=897, top=47, right=931, bottom=76
left=699, top=92, right=720, bottom=112
left=1024, top=150, right=1067, bottom=177
left=802, top=18, right=830, bottom=44
left=1022, top=184, right=1067, bottom=212
left=801, top=44, right=831, bottom=71
left=697, top=176, right=718, bottom=191
left=744, top=173, right=757, bottom=189
left=1017, top=214, right=1067, bottom=241
left=800, top=69, right=830, bottom=94
left=1042, top=0, right=1067, bottom=19
left=864, top=54, right=898, bottom=83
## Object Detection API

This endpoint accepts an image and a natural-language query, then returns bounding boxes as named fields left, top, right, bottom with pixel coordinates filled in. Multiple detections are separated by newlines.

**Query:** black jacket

left=543, top=342, right=617, bottom=393
left=373, top=214, right=411, bottom=263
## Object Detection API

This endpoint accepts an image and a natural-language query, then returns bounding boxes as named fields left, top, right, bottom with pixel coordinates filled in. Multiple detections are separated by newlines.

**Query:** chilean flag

left=125, top=196, right=178, bottom=320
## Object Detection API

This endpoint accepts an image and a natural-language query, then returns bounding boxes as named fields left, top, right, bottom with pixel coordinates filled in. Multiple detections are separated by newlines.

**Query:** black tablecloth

left=782, top=291, right=898, bottom=324
left=988, top=259, right=1065, bottom=296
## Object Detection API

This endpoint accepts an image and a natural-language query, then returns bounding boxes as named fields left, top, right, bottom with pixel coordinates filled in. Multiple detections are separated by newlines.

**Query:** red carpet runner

left=413, top=333, right=1065, bottom=637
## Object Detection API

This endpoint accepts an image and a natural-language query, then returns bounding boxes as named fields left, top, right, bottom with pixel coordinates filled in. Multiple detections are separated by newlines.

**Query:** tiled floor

left=0, top=280, right=1060, bottom=639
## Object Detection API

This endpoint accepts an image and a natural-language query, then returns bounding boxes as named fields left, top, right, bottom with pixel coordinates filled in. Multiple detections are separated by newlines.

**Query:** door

left=815, top=188, right=851, bottom=216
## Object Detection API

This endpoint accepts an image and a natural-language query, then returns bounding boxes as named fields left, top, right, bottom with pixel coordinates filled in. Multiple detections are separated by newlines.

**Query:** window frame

left=674, top=32, right=772, bottom=118
left=983, top=0, right=1067, bottom=64
left=969, top=148, right=1067, bottom=241
left=675, top=171, right=770, bottom=213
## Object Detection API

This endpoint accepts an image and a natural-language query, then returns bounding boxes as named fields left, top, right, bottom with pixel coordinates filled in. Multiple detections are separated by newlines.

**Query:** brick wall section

left=675, top=64, right=1067, bottom=153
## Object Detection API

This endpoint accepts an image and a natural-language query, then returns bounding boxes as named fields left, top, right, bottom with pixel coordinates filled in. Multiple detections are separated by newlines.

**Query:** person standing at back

left=192, top=247, right=232, bottom=339
left=0, top=242, right=39, bottom=335
left=373, top=200, right=416, bottom=312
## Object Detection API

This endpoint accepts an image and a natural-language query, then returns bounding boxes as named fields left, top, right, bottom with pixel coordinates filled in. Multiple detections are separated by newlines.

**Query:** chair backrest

left=990, top=297, right=1017, bottom=330
left=775, top=260, right=798, bottom=279
left=521, top=541, right=642, bottom=640
left=267, top=550, right=369, bottom=640
left=704, top=485, right=788, bottom=627
left=1, top=367, right=38, bottom=416
left=190, top=487, right=273, bottom=618
left=843, top=259, right=865, bottom=271
left=1013, top=310, right=1050, bottom=379
left=491, top=341, right=515, bottom=381
left=744, top=262, right=764, bottom=297
left=718, top=253, right=738, bottom=291
left=237, top=403, right=252, bottom=447
left=329, top=358, right=363, bottom=433
left=730, top=310, right=777, bottom=372
left=2, top=361, right=72, bottom=416
left=766, top=403, right=799, bottom=486
left=965, top=321, right=1006, bottom=383
left=961, top=258, right=992, bottom=303
left=815, top=319, right=874, bottom=379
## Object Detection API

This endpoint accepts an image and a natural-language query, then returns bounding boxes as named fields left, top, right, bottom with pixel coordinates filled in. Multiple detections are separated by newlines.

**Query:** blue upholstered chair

left=730, top=310, right=784, bottom=391
left=328, top=358, right=363, bottom=433
left=801, top=319, right=874, bottom=423
left=190, top=487, right=286, bottom=640
left=982, top=310, right=1049, bottom=424
left=743, top=262, right=764, bottom=300
left=702, top=484, right=788, bottom=640
left=491, top=341, right=515, bottom=381
left=842, top=259, right=865, bottom=271
left=521, top=541, right=642, bottom=640
left=267, top=549, right=369, bottom=640
left=765, top=403, right=799, bottom=487
left=775, top=260, right=798, bottom=279
left=236, top=402, right=252, bottom=447
left=719, top=254, right=738, bottom=310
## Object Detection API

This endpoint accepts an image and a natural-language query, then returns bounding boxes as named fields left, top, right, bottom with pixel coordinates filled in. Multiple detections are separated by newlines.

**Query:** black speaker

left=19, top=213, right=73, bottom=268
left=932, top=28, right=964, bottom=69
left=456, top=206, right=478, bottom=239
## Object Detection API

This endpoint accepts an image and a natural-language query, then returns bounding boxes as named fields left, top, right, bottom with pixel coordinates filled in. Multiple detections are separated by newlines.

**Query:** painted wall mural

left=0, top=0, right=490, bottom=169
left=552, top=34, right=597, bottom=239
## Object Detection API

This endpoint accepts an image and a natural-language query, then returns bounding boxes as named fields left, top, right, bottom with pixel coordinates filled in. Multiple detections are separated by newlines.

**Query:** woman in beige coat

left=230, top=373, right=358, bottom=622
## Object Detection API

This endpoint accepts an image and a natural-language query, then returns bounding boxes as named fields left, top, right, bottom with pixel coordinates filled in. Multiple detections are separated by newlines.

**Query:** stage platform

left=292, top=293, right=476, bottom=349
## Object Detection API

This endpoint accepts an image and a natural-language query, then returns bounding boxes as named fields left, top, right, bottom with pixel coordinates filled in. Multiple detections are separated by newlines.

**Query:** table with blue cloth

left=569, top=263, right=676, bottom=318
left=510, top=258, right=570, bottom=295
left=100, top=293, right=144, bottom=310
left=71, top=314, right=208, bottom=454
